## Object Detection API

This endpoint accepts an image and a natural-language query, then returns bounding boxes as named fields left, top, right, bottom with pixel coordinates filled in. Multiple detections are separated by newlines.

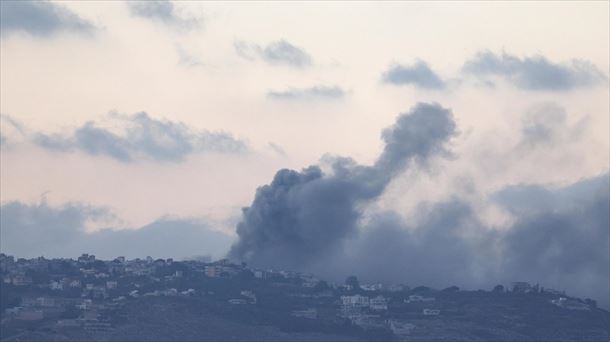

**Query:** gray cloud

left=127, top=0, right=200, bottom=30
left=228, top=102, right=457, bottom=268
left=176, top=45, right=204, bottom=67
left=381, top=60, right=446, bottom=89
left=235, top=39, right=312, bottom=68
left=0, top=200, right=233, bottom=260
left=0, top=114, right=29, bottom=149
left=0, top=0, right=94, bottom=38
left=32, top=112, right=248, bottom=162
left=267, top=85, right=346, bottom=100
left=520, top=103, right=568, bottom=145
left=463, top=50, right=608, bottom=91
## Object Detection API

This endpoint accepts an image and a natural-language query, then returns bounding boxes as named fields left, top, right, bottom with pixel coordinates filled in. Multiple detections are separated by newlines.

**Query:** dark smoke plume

left=228, top=102, right=457, bottom=268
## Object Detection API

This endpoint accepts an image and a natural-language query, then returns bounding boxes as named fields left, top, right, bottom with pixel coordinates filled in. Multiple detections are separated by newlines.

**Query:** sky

left=1, top=1, right=609, bottom=306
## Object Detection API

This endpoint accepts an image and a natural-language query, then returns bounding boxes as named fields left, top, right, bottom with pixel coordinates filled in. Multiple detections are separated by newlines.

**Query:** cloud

left=228, top=102, right=457, bottom=269
left=0, top=0, right=94, bottom=38
left=0, top=114, right=28, bottom=148
left=126, top=0, right=200, bottom=30
left=267, top=85, right=346, bottom=100
left=268, top=142, right=286, bottom=156
left=175, top=45, right=204, bottom=67
left=462, top=50, right=608, bottom=91
left=32, top=112, right=248, bottom=162
left=381, top=60, right=446, bottom=89
left=0, top=200, right=233, bottom=260
left=235, top=39, right=312, bottom=68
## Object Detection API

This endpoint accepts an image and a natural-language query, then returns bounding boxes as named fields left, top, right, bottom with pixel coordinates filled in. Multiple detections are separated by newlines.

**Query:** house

left=205, top=265, right=218, bottom=278
left=37, top=297, right=56, bottom=307
left=161, top=288, right=178, bottom=296
left=511, top=282, right=532, bottom=293
left=388, top=320, right=415, bottom=335
left=253, top=270, right=265, bottom=279
left=114, top=256, right=126, bottom=263
left=106, top=281, right=118, bottom=289
left=240, top=290, right=257, bottom=303
left=551, top=297, right=590, bottom=310
left=301, top=276, right=320, bottom=288
left=78, top=254, right=96, bottom=263
left=361, top=283, right=383, bottom=291
left=69, top=280, right=82, bottom=288
left=543, top=288, right=565, bottom=296
left=406, top=294, right=435, bottom=303
left=12, top=274, right=32, bottom=286
left=341, top=295, right=370, bottom=308
left=57, top=319, right=81, bottom=327
left=4, top=307, right=22, bottom=315
left=77, top=299, right=93, bottom=310
left=50, top=280, right=64, bottom=290
left=423, top=308, right=441, bottom=316
left=180, top=289, right=196, bottom=296
left=387, top=284, right=409, bottom=292
left=81, top=310, right=100, bottom=321
left=291, top=308, right=317, bottom=319
left=369, top=296, right=388, bottom=311
left=350, top=314, right=385, bottom=329
left=16, top=309, right=43, bottom=321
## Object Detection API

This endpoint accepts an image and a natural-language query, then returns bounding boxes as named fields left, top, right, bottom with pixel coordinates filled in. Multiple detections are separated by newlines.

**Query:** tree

left=492, top=285, right=504, bottom=293
left=442, top=286, right=460, bottom=292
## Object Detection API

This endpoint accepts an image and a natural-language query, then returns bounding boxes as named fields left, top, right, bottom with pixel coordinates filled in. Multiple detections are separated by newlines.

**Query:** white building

left=406, top=294, right=435, bottom=303
left=423, top=308, right=440, bottom=316
left=341, top=294, right=370, bottom=308
left=369, top=296, right=388, bottom=311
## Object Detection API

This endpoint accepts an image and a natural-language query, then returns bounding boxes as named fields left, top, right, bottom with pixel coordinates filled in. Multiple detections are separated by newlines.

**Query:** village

left=0, top=253, right=606, bottom=341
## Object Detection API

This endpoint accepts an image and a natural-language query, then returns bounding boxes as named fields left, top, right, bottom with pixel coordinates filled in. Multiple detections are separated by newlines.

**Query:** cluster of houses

left=1, top=253, right=593, bottom=338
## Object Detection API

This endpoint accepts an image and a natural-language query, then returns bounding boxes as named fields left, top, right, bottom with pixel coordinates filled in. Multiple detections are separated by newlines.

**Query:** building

left=423, top=308, right=441, bottom=316
left=551, top=297, right=590, bottom=310
left=12, top=274, right=32, bottom=286
left=106, top=281, right=118, bottom=289
left=50, top=280, right=63, bottom=290
left=37, top=297, right=56, bottom=307
left=291, top=308, right=317, bottom=319
left=406, top=294, right=435, bottom=303
left=205, top=265, right=218, bottom=277
left=387, top=284, right=409, bottom=292
left=341, top=295, right=370, bottom=308
left=78, top=254, right=96, bottom=263
left=511, top=282, right=532, bottom=293
left=350, top=314, right=384, bottom=329
left=240, top=290, right=257, bottom=303
left=16, top=309, right=43, bottom=321
left=361, top=283, right=383, bottom=291
left=388, top=320, right=415, bottom=335
left=57, top=319, right=81, bottom=327
left=370, top=296, right=388, bottom=311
